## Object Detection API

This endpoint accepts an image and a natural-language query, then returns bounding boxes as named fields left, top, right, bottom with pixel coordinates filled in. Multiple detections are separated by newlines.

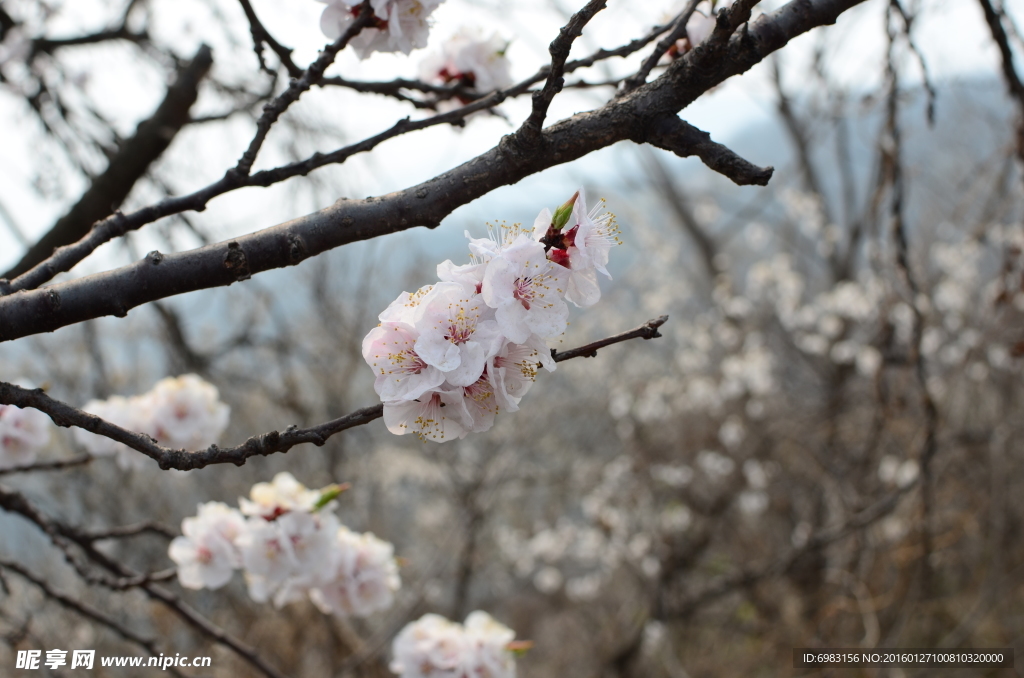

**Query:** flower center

left=513, top=277, right=534, bottom=309
left=392, top=349, right=427, bottom=374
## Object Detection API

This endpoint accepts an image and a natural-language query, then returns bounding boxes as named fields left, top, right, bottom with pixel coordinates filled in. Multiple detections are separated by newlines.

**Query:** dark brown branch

left=234, top=3, right=374, bottom=176
left=0, top=0, right=866, bottom=339
left=32, top=27, right=148, bottom=55
left=518, top=0, right=607, bottom=139
left=643, top=114, right=774, bottom=186
left=237, top=0, right=302, bottom=77
left=0, top=455, right=91, bottom=476
left=0, top=316, right=669, bottom=471
left=550, top=315, right=668, bottom=361
left=2, top=45, right=214, bottom=281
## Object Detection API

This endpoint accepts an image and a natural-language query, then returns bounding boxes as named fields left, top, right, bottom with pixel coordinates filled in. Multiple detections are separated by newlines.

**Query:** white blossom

left=413, top=282, right=501, bottom=386
left=419, top=29, right=512, bottom=110
left=390, top=611, right=517, bottom=678
left=383, top=388, right=470, bottom=442
left=0, top=404, right=50, bottom=469
left=536, top=190, right=621, bottom=308
left=239, top=472, right=320, bottom=519
left=487, top=334, right=552, bottom=412
left=363, top=322, right=446, bottom=401
left=390, top=613, right=467, bottom=677
left=310, top=526, right=400, bottom=617
left=147, top=374, right=229, bottom=449
left=318, top=0, right=443, bottom=59
left=168, top=502, right=245, bottom=590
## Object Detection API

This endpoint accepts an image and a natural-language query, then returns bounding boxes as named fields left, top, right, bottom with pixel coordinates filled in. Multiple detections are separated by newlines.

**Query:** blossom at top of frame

left=317, top=0, right=444, bottom=59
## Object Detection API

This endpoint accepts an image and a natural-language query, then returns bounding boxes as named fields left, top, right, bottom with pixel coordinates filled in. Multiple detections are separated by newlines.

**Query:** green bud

left=550, top=191, right=579, bottom=231
left=507, top=640, right=534, bottom=656
left=312, top=483, right=349, bottom=511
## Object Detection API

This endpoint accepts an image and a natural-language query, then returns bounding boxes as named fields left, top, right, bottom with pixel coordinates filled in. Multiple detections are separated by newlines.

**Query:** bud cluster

left=362, top=189, right=621, bottom=442
left=168, top=472, right=401, bottom=617
left=74, top=374, right=230, bottom=470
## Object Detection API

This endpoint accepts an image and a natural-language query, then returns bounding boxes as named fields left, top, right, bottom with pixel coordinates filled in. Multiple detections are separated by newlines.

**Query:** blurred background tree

left=1, top=0, right=1023, bottom=676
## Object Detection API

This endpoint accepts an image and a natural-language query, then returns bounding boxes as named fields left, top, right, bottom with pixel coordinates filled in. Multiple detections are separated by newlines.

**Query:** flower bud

left=312, top=483, right=350, bottom=512
left=550, top=191, right=579, bottom=231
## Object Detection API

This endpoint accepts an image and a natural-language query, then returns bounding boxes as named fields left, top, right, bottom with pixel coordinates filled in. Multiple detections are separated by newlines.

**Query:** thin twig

left=234, top=2, right=375, bottom=176
left=81, top=521, right=177, bottom=541
left=0, top=559, right=187, bottom=678
left=623, top=0, right=702, bottom=91
left=0, top=455, right=91, bottom=476
left=518, top=0, right=608, bottom=140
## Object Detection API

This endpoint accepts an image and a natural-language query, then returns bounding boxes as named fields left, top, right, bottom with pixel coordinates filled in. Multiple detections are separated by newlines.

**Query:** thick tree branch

left=2, top=45, right=213, bottom=282
left=644, top=114, right=774, bottom=186
left=0, top=316, right=669, bottom=471
left=0, top=0, right=866, bottom=341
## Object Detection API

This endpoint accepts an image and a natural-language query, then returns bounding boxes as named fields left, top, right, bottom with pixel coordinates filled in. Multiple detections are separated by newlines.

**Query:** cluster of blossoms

left=362, top=189, right=620, bottom=442
left=419, top=29, right=513, bottom=109
left=317, top=0, right=444, bottom=58
left=74, top=374, right=229, bottom=470
left=169, top=473, right=401, bottom=616
left=0, top=401, right=51, bottom=470
left=390, top=611, right=521, bottom=678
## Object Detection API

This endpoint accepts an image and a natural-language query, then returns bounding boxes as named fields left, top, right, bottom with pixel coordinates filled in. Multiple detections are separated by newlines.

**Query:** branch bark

left=0, top=0, right=865, bottom=342
left=644, top=114, right=774, bottom=186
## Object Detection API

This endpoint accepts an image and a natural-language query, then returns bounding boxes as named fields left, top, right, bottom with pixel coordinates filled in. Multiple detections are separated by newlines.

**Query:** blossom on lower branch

left=363, top=189, right=620, bottom=442
left=168, top=473, right=401, bottom=617
left=390, top=611, right=520, bottom=678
